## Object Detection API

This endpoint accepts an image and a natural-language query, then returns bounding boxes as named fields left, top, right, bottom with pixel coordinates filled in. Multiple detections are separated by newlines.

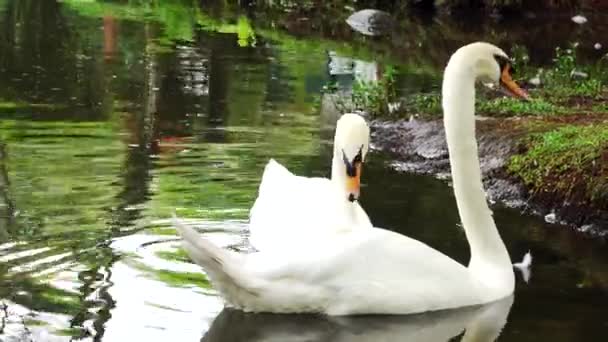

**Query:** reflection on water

left=0, top=0, right=607, bottom=341
left=203, top=296, right=513, bottom=342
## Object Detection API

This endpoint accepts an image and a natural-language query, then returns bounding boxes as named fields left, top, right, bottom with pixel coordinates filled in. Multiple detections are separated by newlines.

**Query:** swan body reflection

left=201, top=295, right=514, bottom=342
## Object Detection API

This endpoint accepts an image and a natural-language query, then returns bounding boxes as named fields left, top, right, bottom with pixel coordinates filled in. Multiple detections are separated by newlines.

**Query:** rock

left=388, top=102, right=401, bottom=114
left=571, top=15, right=588, bottom=25
left=370, top=116, right=607, bottom=236
left=528, top=76, right=541, bottom=87
left=327, top=51, right=354, bottom=75
left=545, top=212, right=557, bottom=224
left=346, top=9, right=394, bottom=36
left=570, top=70, right=588, bottom=79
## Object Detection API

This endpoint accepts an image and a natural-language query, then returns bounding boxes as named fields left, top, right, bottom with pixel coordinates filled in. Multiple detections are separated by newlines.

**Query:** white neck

left=442, top=58, right=513, bottom=290
left=331, top=150, right=346, bottom=185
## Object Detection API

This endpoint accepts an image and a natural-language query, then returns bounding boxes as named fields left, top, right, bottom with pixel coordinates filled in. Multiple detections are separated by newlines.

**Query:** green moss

left=374, top=43, right=608, bottom=119
left=477, top=97, right=564, bottom=117
left=508, top=123, right=608, bottom=203
left=397, top=93, right=564, bottom=118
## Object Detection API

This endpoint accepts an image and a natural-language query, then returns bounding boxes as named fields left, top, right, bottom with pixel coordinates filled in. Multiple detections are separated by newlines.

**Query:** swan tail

left=248, top=159, right=296, bottom=250
left=172, top=215, right=260, bottom=305
left=255, top=159, right=293, bottom=198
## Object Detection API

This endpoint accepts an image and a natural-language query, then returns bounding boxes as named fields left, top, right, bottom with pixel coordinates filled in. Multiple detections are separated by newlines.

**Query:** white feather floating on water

left=513, top=250, right=533, bottom=283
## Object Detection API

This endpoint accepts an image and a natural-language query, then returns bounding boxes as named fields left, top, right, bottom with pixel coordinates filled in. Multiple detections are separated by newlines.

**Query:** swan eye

left=493, top=54, right=515, bottom=75
left=495, top=56, right=530, bottom=100
left=354, top=145, right=364, bottom=163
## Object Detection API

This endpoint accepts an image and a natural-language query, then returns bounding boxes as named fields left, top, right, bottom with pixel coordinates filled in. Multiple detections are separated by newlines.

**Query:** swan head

left=453, top=42, right=529, bottom=100
left=333, top=113, right=370, bottom=202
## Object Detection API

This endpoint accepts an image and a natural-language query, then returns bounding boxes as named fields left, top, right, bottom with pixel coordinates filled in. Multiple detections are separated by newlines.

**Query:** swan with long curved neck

left=174, top=42, right=528, bottom=315
left=248, top=113, right=372, bottom=252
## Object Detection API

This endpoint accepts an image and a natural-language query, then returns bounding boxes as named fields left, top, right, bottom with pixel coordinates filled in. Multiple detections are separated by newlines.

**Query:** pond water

left=0, top=1, right=607, bottom=341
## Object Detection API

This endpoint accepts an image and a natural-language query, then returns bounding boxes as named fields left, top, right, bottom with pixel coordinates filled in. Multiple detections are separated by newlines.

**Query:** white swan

left=248, top=113, right=372, bottom=252
left=174, top=42, right=529, bottom=315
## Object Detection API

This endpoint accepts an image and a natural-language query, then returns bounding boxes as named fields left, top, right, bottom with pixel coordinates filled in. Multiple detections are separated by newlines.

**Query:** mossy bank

left=370, top=115, right=607, bottom=235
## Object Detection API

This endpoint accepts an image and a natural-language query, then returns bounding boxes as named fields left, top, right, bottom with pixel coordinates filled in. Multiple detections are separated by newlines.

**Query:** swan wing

left=242, top=227, right=482, bottom=315
left=177, top=216, right=488, bottom=315
left=248, top=159, right=372, bottom=251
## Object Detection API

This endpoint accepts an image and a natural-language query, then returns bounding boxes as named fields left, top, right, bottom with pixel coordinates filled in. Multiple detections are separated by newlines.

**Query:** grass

left=476, top=97, right=565, bottom=117
left=398, top=93, right=565, bottom=117
left=326, top=43, right=608, bottom=120
left=326, top=65, right=398, bottom=118
left=508, top=123, right=608, bottom=204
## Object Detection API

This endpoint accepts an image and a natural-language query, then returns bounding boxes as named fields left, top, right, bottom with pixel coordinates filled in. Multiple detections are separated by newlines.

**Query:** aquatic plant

left=325, top=65, right=399, bottom=118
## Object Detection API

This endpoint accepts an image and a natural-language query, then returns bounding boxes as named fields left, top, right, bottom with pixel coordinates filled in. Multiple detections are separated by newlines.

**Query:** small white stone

left=570, top=69, right=589, bottom=79
left=388, top=102, right=401, bottom=113
left=544, top=212, right=557, bottom=224
left=529, top=76, right=541, bottom=86
left=571, top=15, right=587, bottom=24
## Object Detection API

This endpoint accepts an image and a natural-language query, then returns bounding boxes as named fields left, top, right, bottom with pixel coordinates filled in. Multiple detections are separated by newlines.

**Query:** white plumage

left=176, top=42, right=526, bottom=315
left=248, top=113, right=372, bottom=252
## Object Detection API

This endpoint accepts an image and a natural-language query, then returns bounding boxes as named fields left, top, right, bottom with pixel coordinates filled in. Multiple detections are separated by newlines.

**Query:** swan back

left=248, top=113, right=372, bottom=252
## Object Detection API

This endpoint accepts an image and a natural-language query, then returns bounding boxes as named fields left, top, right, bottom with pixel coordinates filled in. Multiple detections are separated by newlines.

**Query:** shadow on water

left=0, top=0, right=606, bottom=341
left=202, top=296, right=513, bottom=342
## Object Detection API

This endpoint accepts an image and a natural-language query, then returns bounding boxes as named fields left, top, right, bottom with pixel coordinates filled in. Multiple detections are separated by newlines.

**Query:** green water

left=0, top=1, right=607, bottom=341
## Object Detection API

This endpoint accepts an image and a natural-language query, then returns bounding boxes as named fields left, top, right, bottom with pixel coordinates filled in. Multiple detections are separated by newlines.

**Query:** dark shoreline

left=370, top=117, right=608, bottom=238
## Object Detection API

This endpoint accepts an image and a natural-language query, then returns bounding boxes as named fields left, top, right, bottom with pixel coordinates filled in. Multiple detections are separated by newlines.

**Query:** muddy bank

left=370, top=117, right=608, bottom=238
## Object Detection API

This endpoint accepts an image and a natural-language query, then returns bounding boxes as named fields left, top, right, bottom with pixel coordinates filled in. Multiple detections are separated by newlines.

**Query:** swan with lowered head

left=248, top=113, right=372, bottom=252
left=173, top=42, right=529, bottom=315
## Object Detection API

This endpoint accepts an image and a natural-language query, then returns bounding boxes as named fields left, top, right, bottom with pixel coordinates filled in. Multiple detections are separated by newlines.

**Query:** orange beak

left=500, top=64, right=530, bottom=100
left=346, top=163, right=361, bottom=202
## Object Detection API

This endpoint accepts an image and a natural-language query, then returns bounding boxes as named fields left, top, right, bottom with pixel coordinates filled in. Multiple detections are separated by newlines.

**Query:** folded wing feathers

left=172, top=214, right=260, bottom=299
